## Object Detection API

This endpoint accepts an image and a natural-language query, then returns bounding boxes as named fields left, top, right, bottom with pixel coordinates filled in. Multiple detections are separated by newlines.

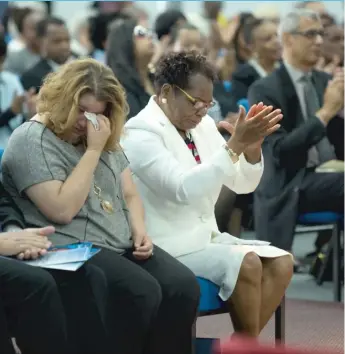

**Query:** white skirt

left=176, top=232, right=292, bottom=301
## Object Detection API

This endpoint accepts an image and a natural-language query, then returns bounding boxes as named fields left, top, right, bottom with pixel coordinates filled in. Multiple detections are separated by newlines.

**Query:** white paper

left=84, top=111, right=99, bottom=130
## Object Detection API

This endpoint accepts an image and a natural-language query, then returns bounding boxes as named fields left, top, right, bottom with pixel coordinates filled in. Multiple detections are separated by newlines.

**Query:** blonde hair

left=37, top=58, right=128, bottom=151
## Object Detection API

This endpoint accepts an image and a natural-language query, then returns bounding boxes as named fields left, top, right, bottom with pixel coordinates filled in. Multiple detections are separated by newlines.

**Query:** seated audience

left=107, top=19, right=156, bottom=118
left=171, top=22, right=204, bottom=53
left=88, top=12, right=128, bottom=64
left=230, top=18, right=281, bottom=112
left=21, top=17, right=71, bottom=93
left=122, top=51, right=293, bottom=337
left=295, top=1, right=335, bottom=28
left=154, top=9, right=186, bottom=40
left=231, top=12, right=256, bottom=66
left=3, top=9, right=43, bottom=75
left=319, top=23, right=344, bottom=72
left=2, top=58, right=199, bottom=354
left=253, top=3, right=280, bottom=24
left=170, top=23, right=227, bottom=127
left=0, top=37, right=36, bottom=149
left=223, top=18, right=281, bottom=235
left=0, top=182, right=108, bottom=354
left=248, top=10, right=344, bottom=258
left=68, top=10, right=95, bottom=57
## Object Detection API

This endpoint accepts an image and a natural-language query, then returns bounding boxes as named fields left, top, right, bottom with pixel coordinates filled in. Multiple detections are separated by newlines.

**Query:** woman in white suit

left=122, top=51, right=293, bottom=338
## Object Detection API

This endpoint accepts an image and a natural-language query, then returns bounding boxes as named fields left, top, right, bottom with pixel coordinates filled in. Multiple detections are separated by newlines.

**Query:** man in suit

left=21, top=16, right=71, bottom=93
left=248, top=9, right=344, bottom=257
left=229, top=18, right=281, bottom=113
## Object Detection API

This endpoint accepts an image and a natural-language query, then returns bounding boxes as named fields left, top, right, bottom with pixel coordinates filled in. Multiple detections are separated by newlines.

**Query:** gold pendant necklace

left=100, top=200, right=114, bottom=214
left=93, top=184, right=114, bottom=214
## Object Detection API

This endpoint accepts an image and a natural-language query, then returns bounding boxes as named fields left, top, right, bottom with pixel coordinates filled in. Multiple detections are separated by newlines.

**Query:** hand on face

left=86, top=115, right=111, bottom=153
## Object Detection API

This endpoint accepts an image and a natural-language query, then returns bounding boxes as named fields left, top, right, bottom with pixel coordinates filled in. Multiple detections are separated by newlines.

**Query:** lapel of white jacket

left=189, top=117, right=214, bottom=164
left=148, top=98, right=197, bottom=169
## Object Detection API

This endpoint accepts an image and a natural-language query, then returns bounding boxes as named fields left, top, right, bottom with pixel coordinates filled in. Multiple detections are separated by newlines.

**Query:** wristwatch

left=223, top=144, right=239, bottom=162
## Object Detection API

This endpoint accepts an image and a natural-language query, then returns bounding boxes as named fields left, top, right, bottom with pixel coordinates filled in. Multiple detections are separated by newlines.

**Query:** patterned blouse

left=185, top=132, right=201, bottom=164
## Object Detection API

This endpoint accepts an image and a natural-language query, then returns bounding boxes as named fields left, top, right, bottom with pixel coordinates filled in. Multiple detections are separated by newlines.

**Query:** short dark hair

left=155, top=9, right=186, bottom=40
left=231, top=12, right=256, bottom=61
left=0, top=37, right=7, bottom=58
left=243, top=18, right=266, bottom=45
left=154, top=51, right=217, bottom=93
left=106, top=18, right=138, bottom=87
left=89, top=12, right=129, bottom=51
left=36, top=17, right=65, bottom=38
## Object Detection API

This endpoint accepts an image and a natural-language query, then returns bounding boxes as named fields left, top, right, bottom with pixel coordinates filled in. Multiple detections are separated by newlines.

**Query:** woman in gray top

left=2, top=58, right=199, bottom=354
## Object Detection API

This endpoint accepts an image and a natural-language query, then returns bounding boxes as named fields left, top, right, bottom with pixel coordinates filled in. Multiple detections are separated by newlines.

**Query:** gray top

left=3, top=48, right=40, bottom=76
left=1, top=121, right=133, bottom=253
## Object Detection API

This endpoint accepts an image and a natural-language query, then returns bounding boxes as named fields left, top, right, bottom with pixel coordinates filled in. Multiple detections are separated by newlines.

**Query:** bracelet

left=223, top=144, right=239, bottom=162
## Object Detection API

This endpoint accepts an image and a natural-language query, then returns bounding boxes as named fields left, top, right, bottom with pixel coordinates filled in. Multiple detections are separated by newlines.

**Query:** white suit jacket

left=121, top=97, right=263, bottom=257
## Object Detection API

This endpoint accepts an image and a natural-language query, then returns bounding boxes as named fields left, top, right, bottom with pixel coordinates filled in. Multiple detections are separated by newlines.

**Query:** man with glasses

left=248, top=9, right=344, bottom=268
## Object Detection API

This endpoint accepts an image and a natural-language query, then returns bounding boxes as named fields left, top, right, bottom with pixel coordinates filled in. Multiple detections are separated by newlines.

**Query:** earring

left=162, top=98, right=167, bottom=104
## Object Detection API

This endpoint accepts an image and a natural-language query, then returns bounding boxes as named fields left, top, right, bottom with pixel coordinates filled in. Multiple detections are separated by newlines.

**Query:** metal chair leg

left=332, top=222, right=342, bottom=302
left=316, top=223, right=336, bottom=286
left=275, top=296, right=286, bottom=345
left=192, top=319, right=197, bottom=354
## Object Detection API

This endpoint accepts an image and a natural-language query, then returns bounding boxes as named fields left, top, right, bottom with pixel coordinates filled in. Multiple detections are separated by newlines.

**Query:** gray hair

left=278, top=9, right=321, bottom=41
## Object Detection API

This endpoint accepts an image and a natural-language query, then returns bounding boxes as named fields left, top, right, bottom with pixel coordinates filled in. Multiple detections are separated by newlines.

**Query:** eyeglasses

left=174, top=85, right=215, bottom=111
left=133, top=25, right=155, bottom=39
left=291, top=29, right=324, bottom=40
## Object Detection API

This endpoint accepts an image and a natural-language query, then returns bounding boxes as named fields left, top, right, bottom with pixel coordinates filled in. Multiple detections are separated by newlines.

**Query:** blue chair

left=296, top=212, right=344, bottom=302
left=193, top=277, right=286, bottom=353
left=237, top=98, right=249, bottom=113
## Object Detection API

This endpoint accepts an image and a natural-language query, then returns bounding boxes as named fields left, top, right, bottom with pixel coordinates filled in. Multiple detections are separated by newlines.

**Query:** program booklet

left=315, top=160, right=344, bottom=173
left=22, top=242, right=101, bottom=271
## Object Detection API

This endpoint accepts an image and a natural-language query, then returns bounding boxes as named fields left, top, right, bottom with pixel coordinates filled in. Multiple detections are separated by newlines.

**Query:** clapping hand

left=219, top=102, right=283, bottom=155
left=315, top=55, right=341, bottom=76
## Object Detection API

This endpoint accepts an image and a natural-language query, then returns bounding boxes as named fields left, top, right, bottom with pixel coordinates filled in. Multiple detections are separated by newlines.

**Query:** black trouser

left=0, top=258, right=68, bottom=354
left=298, top=171, right=344, bottom=214
left=0, top=258, right=108, bottom=354
left=215, top=186, right=237, bottom=232
left=299, top=171, right=344, bottom=252
left=89, top=246, right=200, bottom=354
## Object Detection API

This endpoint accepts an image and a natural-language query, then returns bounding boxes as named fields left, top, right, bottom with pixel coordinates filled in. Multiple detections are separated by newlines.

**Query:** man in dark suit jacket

left=229, top=19, right=281, bottom=112
left=21, top=16, right=71, bottom=93
left=248, top=9, right=344, bottom=254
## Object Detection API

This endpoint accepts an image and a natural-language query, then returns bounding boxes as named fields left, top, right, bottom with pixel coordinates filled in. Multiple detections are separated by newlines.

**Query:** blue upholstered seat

left=298, top=212, right=343, bottom=225
left=197, top=277, right=223, bottom=313
left=237, top=98, right=249, bottom=113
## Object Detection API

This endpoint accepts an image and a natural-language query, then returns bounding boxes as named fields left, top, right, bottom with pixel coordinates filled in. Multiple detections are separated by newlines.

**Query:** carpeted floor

left=196, top=299, right=344, bottom=351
